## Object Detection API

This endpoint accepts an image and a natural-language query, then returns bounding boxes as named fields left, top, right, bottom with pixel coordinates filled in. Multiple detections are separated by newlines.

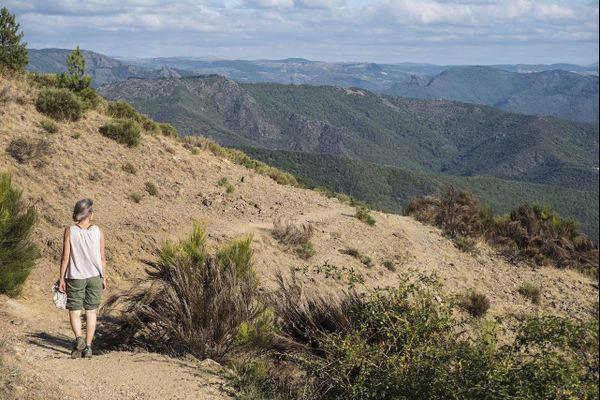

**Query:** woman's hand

left=58, top=279, right=66, bottom=293
left=102, top=277, right=107, bottom=291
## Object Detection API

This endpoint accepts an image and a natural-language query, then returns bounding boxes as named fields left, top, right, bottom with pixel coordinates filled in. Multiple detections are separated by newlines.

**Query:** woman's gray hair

left=72, top=198, right=94, bottom=222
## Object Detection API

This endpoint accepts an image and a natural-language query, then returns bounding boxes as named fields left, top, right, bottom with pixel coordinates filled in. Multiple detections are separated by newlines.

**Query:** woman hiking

left=58, top=198, right=107, bottom=359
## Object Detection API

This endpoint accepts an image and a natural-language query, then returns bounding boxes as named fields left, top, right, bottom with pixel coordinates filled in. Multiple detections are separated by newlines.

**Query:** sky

left=3, top=0, right=599, bottom=65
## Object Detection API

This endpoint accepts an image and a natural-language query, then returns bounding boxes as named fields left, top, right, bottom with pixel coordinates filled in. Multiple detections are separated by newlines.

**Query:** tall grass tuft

left=101, top=224, right=262, bottom=362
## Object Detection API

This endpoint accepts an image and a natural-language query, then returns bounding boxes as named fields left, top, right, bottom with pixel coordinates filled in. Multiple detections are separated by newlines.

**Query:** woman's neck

left=77, top=219, right=92, bottom=228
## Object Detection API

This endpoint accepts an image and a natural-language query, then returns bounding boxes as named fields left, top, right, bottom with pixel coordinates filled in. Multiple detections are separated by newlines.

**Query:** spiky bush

left=101, top=224, right=262, bottom=361
left=6, top=137, right=52, bottom=164
left=355, top=206, right=376, bottom=226
left=518, top=283, right=542, bottom=304
left=35, top=88, right=83, bottom=121
left=99, top=118, right=141, bottom=147
left=159, top=123, right=178, bottom=138
left=0, top=173, right=38, bottom=297
left=460, top=290, right=491, bottom=318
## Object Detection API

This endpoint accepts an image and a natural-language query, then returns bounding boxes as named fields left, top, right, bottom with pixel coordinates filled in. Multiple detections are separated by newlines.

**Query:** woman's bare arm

left=58, top=227, right=70, bottom=293
left=100, top=228, right=107, bottom=290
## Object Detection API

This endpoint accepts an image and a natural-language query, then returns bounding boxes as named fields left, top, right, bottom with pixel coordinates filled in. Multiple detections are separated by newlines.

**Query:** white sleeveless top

left=65, top=225, right=103, bottom=279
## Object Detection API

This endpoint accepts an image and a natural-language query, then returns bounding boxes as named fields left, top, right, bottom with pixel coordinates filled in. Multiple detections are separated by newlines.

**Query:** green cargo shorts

left=66, top=276, right=102, bottom=310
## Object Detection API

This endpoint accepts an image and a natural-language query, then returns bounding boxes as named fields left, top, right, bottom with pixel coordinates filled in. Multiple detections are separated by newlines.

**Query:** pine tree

left=0, top=173, right=38, bottom=297
left=0, top=7, right=28, bottom=73
left=62, top=46, right=91, bottom=91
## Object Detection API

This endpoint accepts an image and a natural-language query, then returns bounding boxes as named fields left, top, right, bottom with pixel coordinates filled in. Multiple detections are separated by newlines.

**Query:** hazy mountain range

left=28, top=48, right=599, bottom=123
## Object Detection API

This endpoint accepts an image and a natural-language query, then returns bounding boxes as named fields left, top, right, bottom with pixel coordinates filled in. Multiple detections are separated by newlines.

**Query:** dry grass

left=272, top=219, right=315, bottom=260
left=340, top=247, right=373, bottom=268
left=5, top=137, right=53, bottom=164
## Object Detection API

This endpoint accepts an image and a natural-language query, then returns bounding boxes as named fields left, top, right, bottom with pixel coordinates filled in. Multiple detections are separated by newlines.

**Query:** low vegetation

left=217, top=177, right=235, bottom=193
left=235, top=272, right=598, bottom=400
left=39, top=119, right=58, bottom=134
left=518, top=283, right=542, bottom=304
left=459, top=290, right=491, bottom=318
left=128, top=192, right=142, bottom=203
left=101, top=225, right=262, bottom=362
left=340, top=247, right=373, bottom=268
left=6, top=137, right=52, bottom=164
left=99, top=118, right=141, bottom=147
left=0, top=173, right=39, bottom=297
left=121, top=162, right=136, bottom=175
left=355, top=205, right=376, bottom=226
left=406, top=187, right=599, bottom=278
left=35, top=88, right=83, bottom=121
left=144, top=182, right=158, bottom=196
left=272, top=219, right=315, bottom=260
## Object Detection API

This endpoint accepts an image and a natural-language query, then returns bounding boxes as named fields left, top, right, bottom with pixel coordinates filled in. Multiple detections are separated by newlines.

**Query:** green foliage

left=60, top=46, right=92, bottom=91
left=0, top=173, right=38, bottom=297
left=217, top=177, right=235, bottom=193
left=39, top=119, right=58, bottom=134
left=121, top=162, right=137, bottom=175
left=262, top=274, right=598, bottom=400
left=216, top=235, right=256, bottom=285
left=144, top=182, right=158, bottom=196
left=235, top=309, right=274, bottom=349
left=0, top=7, right=28, bottom=73
left=159, top=123, right=178, bottom=138
left=128, top=192, right=142, bottom=203
left=355, top=206, right=375, bottom=226
left=35, top=88, right=83, bottom=121
left=518, top=283, right=542, bottom=304
left=99, top=119, right=141, bottom=147
left=106, top=100, right=142, bottom=120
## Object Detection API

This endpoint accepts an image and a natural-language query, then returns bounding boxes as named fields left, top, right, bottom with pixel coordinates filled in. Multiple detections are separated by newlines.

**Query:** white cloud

left=3, top=0, right=598, bottom=63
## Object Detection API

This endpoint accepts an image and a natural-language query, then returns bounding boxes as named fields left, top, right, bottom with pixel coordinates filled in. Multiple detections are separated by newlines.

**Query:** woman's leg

left=84, top=309, right=97, bottom=346
left=69, top=310, right=83, bottom=337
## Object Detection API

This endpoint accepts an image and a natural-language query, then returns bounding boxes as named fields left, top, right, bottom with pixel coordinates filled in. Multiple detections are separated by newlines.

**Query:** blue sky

left=3, top=0, right=599, bottom=64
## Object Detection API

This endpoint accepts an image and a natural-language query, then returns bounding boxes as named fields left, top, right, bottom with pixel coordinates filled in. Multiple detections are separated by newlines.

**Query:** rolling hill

left=385, top=66, right=599, bottom=123
left=99, top=76, right=599, bottom=191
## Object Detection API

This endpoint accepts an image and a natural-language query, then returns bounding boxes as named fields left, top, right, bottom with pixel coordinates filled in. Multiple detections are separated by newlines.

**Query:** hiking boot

left=83, top=345, right=93, bottom=359
left=71, top=336, right=85, bottom=359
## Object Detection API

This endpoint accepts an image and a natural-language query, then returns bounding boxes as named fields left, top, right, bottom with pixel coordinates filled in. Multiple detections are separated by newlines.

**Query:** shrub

left=0, top=173, right=39, bottom=297
left=272, top=219, right=315, bottom=260
left=121, top=162, right=137, bottom=175
left=355, top=206, right=375, bottom=226
left=100, top=224, right=263, bottom=361
left=39, top=119, right=58, bottom=134
left=460, top=290, right=490, bottom=318
left=6, top=137, right=52, bottom=164
left=217, top=177, right=235, bottom=193
left=77, top=87, right=100, bottom=111
left=129, top=192, right=142, bottom=203
left=159, top=123, right=178, bottom=138
left=106, top=100, right=142, bottom=121
left=518, top=283, right=542, bottom=304
left=0, top=7, right=28, bottom=73
left=382, top=260, right=396, bottom=272
left=144, top=182, right=158, bottom=196
left=35, top=88, right=83, bottom=121
left=259, top=274, right=599, bottom=400
left=99, top=119, right=141, bottom=147
left=341, top=247, right=373, bottom=268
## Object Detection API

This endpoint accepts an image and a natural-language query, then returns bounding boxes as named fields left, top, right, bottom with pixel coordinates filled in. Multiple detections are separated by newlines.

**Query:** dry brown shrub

left=272, top=219, right=315, bottom=260
left=5, top=137, right=53, bottom=164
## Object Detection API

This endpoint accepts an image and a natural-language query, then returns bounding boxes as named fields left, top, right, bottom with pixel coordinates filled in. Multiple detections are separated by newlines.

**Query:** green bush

left=99, top=119, right=141, bottom=147
left=39, top=119, right=58, bottom=134
left=355, top=206, right=375, bottom=226
left=263, top=273, right=599, bottom=400
left=35, top=88, right=83, bottom=121
left=159, top=123, right=178, bottom=138
left=77, top=87, right=100, bottom=111
left=106, top=100, right=143, bottom=121
left=129, top=192, right=142, bottom=203
left=518, top=283, right=542, bottom=304
left=0, top=173, right=39, bottom=297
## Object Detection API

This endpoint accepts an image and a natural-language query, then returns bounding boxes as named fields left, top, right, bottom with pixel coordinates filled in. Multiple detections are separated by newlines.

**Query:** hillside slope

left=386, top=66, right=599, bottom=123
left=0, top=74, right=598, bottom=398
left=27, top=48, right=194, bottom=87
